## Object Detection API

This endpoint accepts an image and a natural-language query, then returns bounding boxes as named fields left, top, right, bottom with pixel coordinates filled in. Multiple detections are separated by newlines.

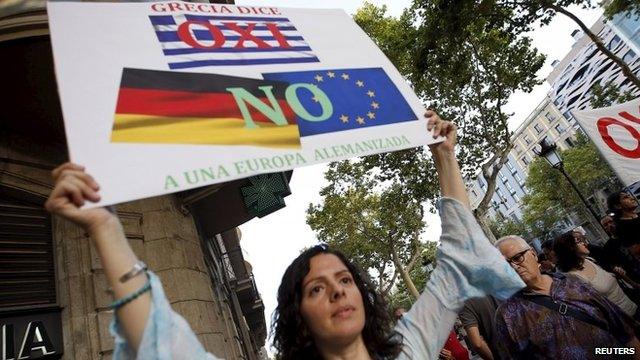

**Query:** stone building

left=1, top=1, right=289, bottom=359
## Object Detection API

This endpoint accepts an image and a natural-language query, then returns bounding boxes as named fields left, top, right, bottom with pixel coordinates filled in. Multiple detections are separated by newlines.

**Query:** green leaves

left=589, top=79, right=637, bottom=108
left=306, top=159, right=427, bottom=296
left=602, top=0, right=640, bottom=20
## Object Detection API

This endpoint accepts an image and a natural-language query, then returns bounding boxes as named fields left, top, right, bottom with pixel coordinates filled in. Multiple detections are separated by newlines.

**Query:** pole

left=557, top=165, right=607, bottom=232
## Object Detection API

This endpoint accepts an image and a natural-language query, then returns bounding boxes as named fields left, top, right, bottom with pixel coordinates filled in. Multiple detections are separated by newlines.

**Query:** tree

left=589, top=79, right=637, bottom=108
left=388, top=241, right=437, bottom=310
left=489, top=216, right=529, bottom=239
left=521, top=133, right=621, bottom=238
left=419, top=0, right=640, bottom=89
left=306, top=162, right=430, bottom=299
left=352, top=2, right=544, bottom=242
left=603, top=0, right=640, bottom=21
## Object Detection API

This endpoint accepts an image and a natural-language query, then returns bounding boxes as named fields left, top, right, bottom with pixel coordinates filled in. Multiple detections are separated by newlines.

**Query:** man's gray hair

left=495, top=235, right=531, bottom=251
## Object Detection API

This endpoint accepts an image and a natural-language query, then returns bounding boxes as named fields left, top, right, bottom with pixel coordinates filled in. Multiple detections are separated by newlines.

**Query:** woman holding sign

left=45, top=111, right=524, bottom=359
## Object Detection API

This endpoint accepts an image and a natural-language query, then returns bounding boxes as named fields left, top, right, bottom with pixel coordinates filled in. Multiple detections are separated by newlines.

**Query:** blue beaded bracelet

left=108, top=276, right=152, bottom=311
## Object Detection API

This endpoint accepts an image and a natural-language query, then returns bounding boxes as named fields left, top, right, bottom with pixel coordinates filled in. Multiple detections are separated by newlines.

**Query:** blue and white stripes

left=149, top=14, right=320, bottom=69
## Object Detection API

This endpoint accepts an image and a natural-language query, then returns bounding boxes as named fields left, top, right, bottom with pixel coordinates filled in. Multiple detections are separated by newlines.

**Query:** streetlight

left=534, top=139, right=606, bottom=232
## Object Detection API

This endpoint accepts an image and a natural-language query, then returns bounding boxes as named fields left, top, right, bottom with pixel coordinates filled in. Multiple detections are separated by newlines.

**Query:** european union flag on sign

left=262, top=68, right=417, bottom=137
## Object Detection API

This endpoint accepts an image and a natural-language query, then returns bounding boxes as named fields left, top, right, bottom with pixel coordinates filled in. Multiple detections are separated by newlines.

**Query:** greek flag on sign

left=149, top=14, right=320, bottom=69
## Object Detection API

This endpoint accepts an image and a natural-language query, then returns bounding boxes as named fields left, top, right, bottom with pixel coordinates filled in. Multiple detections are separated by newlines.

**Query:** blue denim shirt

left=111, top=197, right=525, bottom=359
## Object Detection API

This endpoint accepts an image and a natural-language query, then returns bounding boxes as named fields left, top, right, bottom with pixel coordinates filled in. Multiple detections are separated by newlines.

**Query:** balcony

left=216, top=231, right=267, bottom=347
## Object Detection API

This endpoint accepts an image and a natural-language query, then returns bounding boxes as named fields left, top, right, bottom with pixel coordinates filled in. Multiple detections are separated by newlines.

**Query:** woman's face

left=573, top=231, right=589, bottom=257
left=299, top=253, right=366, bottom=349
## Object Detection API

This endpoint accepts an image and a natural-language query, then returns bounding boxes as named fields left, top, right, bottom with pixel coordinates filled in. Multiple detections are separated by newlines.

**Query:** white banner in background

left=572, top=97, right=640, bottom=186
left=47, top=1, right=434, bottom=207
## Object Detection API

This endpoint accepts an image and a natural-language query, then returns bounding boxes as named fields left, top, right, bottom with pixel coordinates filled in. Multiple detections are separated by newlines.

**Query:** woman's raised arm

left=45, top=163, right=151, bottom=350
left=425, top=110, right=471, bottom=210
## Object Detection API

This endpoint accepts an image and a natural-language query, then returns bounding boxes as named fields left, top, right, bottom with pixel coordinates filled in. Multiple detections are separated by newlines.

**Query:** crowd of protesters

left=426, top=189, right=640, bottom=359
left=45, top=107, right=640, bottom=359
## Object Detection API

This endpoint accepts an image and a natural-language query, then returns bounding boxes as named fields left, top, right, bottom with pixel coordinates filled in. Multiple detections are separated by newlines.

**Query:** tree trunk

left=549, top=4, right=640, bottom=90
left=476, top=213, right=498, bottom=244
left=390, top=244, right=421, bottom=300
left=474, top=145, right=511, bottom=243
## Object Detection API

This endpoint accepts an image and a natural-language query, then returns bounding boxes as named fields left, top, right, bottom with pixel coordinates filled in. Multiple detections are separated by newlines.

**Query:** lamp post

left=534, top=139, right=606, bottom=232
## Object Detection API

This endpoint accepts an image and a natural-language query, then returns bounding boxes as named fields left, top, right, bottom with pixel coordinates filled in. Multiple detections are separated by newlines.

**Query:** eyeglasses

left=507, top=248, right=531, bottom=266
left=575, top=237, right=587, bottom=245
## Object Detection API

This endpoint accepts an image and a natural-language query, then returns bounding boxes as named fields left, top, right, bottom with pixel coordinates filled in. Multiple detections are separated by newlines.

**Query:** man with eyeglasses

left=493, top=235, right=640, bottom=359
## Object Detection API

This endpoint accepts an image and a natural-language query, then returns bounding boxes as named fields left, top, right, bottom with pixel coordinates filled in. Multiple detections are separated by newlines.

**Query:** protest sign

left=47, top=1, right=433, bottom=206
left=572, top=97, right=640, bottom=186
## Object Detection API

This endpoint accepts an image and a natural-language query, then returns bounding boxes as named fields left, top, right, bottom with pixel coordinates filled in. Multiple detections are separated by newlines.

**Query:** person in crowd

left=553, top=230, right=639, bottom=319
left=495, top=235, right=640, bottom=359
left=602, top=214, right=618, bottom=239
left=459, top=295, right=500, bottom=360
left=392, top=306, right=468, bottom=360
left=539, top=240, right=557, bottom=273
left=572, top=228, right=607, bottom=267
left=440, top=329, right=470, bottom=360
left=603, top=214, right=640, bottom=277
left=45, top=111, right=524, bottom=359
left=599, top=215, right=628, bottom=271
left=608, top=191, right=640, bottom=247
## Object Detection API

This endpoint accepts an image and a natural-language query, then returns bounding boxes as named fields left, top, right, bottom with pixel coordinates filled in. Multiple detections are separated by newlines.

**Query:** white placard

left=47, top=1, right=434, bottom=206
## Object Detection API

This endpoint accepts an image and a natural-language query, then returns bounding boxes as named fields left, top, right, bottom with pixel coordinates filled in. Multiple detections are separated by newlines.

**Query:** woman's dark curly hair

left=554, top=230, right=585, bottom=272
left=271, top=244, right=402, bottom=360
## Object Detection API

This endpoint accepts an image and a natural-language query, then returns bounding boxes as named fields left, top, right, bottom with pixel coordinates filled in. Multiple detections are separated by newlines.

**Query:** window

left=545, top=112, right=557, bottom=122
left=540, top=136, right=549, bottom=146
left=534, top=123, right=544, bottom=134
left=499, top=172, right=507, bottom=183
left=623, top=50, right=637, bottom=63
left=471, top=189, right=478, bottom=197
left=0, top=193, right=56, bottom=309
left=608, top=35, right=621, bottom=50
left=555, top=123, right=565, bottom=134
left=514, top=173, right=524, bottom=186
left=513, top=193, right=520, bottom=202
left=566, top=94, right=581, bottom=108
left=506, top=161, right=515, bottom=173
left=524, top=136, right=532, bottom=145
left=521, top=156, right=530, bottom=166
left=566, top=138, right=575, bottom=147
left=506, top=182, right=515, bottom=194
left=496, top=188, right=505, bottom=199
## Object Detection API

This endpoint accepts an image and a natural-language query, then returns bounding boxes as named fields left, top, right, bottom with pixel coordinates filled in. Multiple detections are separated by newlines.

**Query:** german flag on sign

left=111, top=68, right=300, bottom=148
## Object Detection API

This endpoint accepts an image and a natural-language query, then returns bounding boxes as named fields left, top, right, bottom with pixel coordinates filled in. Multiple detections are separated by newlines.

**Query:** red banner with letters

left=572, top=98, right=640, bottom=186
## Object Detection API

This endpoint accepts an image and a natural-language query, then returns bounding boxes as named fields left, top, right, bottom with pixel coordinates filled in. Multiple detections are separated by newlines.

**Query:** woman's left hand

left=426, top=110, right=457, bottom=155
left=613, top=266, right=627, bottom=277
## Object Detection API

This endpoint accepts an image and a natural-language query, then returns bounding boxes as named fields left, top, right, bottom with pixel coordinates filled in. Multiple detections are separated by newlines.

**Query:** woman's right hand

left=44, top=162, right=117, bottom=233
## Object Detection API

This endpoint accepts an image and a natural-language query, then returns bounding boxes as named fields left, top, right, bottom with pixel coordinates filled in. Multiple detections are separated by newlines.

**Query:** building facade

left=0, top=1, right=286, bottom=359
left=547, top=16, right=640, bottom=121
left=468, top=97, right=573, bottom=222
left=611, top=12, right=640, bottom=55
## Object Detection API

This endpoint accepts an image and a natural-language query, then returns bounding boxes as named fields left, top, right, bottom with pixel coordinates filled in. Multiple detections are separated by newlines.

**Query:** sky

left=234, top=0, right=602, bottom=352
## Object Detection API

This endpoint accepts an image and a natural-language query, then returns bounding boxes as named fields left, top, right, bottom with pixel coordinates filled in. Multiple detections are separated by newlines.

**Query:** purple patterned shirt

left=495, top=272, right=636, bottom=359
